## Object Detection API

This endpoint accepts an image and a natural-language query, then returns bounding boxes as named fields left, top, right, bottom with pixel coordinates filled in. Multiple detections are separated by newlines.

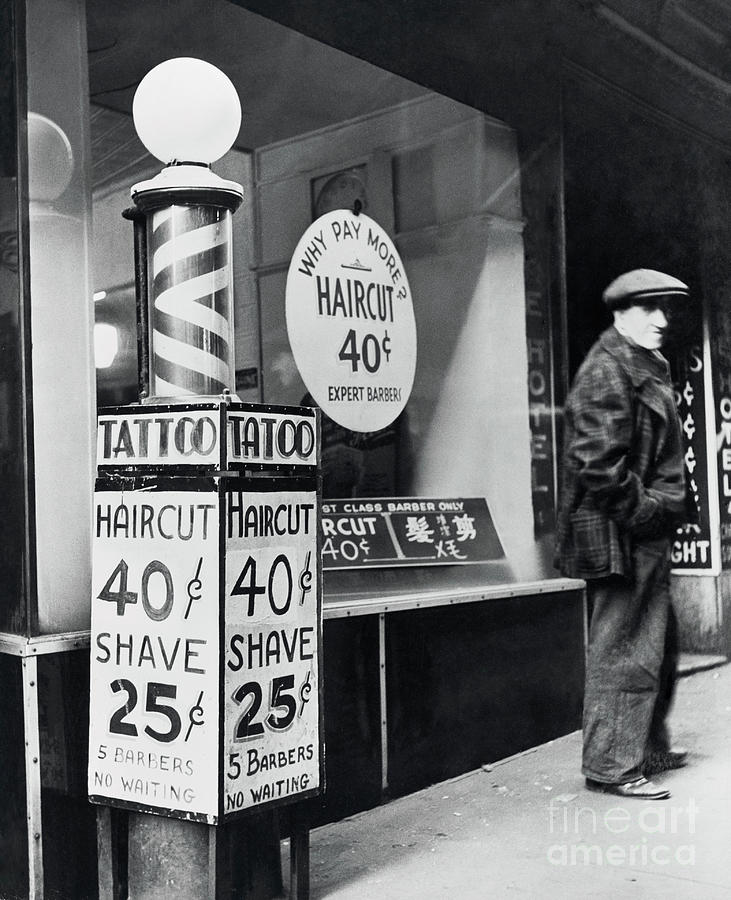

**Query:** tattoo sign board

left=88, top=402, right=323, bottom=825
left=285, top=210, right=416, bottom=433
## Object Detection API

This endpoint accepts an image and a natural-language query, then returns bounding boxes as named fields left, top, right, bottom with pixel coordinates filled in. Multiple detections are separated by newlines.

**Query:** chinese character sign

left=320, top=498, right=503, bottom=569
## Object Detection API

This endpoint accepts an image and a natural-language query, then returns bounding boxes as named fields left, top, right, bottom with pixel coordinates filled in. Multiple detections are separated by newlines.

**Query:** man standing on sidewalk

left=556, top=269, right=691, bottom=800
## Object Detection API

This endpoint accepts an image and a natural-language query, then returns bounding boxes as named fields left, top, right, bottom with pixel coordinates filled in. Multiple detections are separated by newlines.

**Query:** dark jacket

left=555, top=326, right=686, bottom=579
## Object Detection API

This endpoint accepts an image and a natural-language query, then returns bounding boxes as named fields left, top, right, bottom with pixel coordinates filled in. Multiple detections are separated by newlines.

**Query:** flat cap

left=603, top=269, right=689, bottom=309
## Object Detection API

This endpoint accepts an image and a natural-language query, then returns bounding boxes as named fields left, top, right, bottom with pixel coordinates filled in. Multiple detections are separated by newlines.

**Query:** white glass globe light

left=28, top=113, right=74, bottom=202
left=132, top=57, right=242, bottom=165
left=94, top=323, right=119, bottom=369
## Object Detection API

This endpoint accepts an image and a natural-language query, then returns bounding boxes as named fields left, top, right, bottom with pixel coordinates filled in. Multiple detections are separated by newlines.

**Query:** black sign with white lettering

left=320, top=497, right=504, bottom=569
left=670, top=345, right=717, bottom=572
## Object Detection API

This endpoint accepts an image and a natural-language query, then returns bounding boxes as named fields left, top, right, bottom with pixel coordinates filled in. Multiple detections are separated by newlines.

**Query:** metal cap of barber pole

left=131, top=57, right=244, bottom=401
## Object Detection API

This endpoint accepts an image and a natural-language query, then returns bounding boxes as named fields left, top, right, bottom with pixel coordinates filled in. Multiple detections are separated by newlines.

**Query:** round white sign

left=286, top=210, right=417, bottom=432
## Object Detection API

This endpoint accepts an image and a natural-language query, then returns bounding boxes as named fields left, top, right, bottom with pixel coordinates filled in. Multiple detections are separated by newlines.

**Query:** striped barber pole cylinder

left=146, top=203, right=236, bottom=399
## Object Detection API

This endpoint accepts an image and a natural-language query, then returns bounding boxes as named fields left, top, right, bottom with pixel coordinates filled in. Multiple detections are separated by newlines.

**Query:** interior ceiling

left=235, top=0, right=731, bottom=142
left=86, top=0, right=429, bottom=188
left=606, top=0, right=731, bottom=80
left=87, top=0, right=731, bottom=189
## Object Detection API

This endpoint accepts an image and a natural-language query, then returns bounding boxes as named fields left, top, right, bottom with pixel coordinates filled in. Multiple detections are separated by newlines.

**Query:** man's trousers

left=582, top=537, right=678, bottom=783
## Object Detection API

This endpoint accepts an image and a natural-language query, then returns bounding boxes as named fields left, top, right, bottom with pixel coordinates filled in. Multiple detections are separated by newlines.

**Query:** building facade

left=2, top=0, right=730, bottom=896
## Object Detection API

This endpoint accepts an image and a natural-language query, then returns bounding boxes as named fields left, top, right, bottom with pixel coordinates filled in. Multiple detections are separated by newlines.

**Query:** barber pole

left=89, top=58, right=322, bottom=898
left=148, top=203, right=235, bottom=396
left=130, top=164, right=242, bottom=401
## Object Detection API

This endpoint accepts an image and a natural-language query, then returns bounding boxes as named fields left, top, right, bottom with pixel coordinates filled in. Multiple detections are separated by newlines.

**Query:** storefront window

left=26, top=0, right=95, bottom=633
left=0, top=0, right=28, bottom=634
left=88, top=0, right=563, bottom=589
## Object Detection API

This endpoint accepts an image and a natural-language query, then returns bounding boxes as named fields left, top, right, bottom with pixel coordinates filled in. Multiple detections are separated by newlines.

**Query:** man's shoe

left=585, top=776, right=671, bottom=800
left=643, top=748, right=689, bottom=777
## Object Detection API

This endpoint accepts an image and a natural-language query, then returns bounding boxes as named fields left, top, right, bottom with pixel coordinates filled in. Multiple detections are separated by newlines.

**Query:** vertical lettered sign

left=717, top=393, right=731, bottom=567
left=670, top=330, right=720, bottom=574
left=88, top=480, right=221, bottom=821
left=223, top=484, right=322, bottom=815
left=525, top=289, right=558, bottom=539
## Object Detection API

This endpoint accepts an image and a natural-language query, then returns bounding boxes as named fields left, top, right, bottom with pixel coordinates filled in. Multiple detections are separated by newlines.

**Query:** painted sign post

left=88, top=401, right=323, bottom=824
left=285, top=210, right=416, bottom=433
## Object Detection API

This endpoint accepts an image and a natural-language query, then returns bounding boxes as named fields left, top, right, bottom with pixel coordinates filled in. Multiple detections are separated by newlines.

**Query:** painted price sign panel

left=285, top=210, right=416, bottom=433
left=223, top=486, right=322, bottom=815
left=320, top=497, right=504, bottom=569
left=88, top=481, right=220, bottom=821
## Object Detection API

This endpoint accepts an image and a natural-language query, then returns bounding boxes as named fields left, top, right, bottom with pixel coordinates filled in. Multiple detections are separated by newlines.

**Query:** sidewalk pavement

left=290, top=656, right=731, bottom=899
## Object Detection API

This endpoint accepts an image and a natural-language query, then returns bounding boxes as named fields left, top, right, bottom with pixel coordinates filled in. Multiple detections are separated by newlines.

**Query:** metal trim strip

left=322, top=578, right=586, bottom=619
left=0, top=631, right=91, bottom=657
left=0, top=579, right=586, bottom=654
left=23, top=657, right=43, bottom=897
